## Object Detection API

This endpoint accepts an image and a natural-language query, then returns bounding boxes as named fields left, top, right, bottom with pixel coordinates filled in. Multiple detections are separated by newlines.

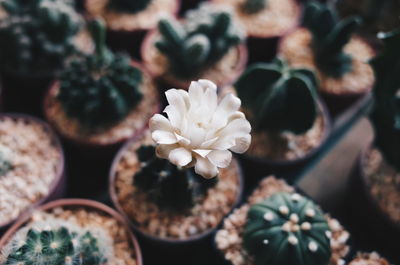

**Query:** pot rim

left=0, top=198, right=143, bottom=265
left=0, top=113, right=65, bottom=229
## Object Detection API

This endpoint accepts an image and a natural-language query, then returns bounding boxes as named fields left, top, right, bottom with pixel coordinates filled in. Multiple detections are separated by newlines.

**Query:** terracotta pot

left=239, top=99, right=332, bottom=184
left=109, top=136, right=245, bottom=247
left=141, top=29, right=248, bottom=92
left=0, top=199, right=143, bottom=265
left=0, top=113, right=66, bottom=234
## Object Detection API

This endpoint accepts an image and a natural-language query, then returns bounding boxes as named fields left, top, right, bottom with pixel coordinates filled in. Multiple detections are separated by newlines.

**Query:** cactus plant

left=57, top=19, right=143, bottom=130
left=0, top=0, right=82, bottom=75
left=243, top=192, right=332, bottom=265
left=370, top=29, right=400, bottom=170
left=108, top=0, right=153, bottom=13
left=302, top=1, right=361, bottom=78
left=241, top=0, right=267, bottom=14
left=235, top=57, right=319, bottom=134
left=155, top=5, right=244, bottom=78
left=134, top=145, right=217, bottom=211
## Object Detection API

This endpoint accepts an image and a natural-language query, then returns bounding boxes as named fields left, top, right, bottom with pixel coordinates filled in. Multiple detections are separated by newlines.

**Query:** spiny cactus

left=235, top=57, right=318, bottom=134
left=241, top=0, right=267, bottom=14
left=0, top=0, right=82, bottom=75
left=134, top=145, right=217, bottom=211
left=108, top=0, right=152, bottom=13
left=79, top=232, right=107, bottom=265
left=302, top=1, right=361, bottom=78
left=370, top=29, right=400, bottom=170
left=57, top=19, right=143, bottom=130
left=243, top=192, right=332, bottom=265
left=156, top=5, right=244, bottom=78
left=0, top=146, right=13, bottom=177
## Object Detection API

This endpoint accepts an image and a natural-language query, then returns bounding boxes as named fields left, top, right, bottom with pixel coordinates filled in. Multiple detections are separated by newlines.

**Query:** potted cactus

left=110, top=79, right=250, bottom=244
left=212, top=0, right=300, bottom=63
left=0, top=0, right=84, bottom=115
left=0, top=113, right=65, bottom=234
left=348, top=253, right=391, bottom=265
left=0, top=199, right=142, bottom=265
left=141, top=3, right=248, bottom=90
left=85, top=0, right=180, bottom=59
left=233, top=57, right=331, bottom=180
left=215, top=176, right=350, bottom=265
left=279, top=1, right=376, bottom=116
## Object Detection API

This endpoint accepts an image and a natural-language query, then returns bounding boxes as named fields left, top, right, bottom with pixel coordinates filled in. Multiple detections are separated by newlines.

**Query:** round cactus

left=243, top=192, right=332, bottom=265
left=57, top=19, right=143, bottom=129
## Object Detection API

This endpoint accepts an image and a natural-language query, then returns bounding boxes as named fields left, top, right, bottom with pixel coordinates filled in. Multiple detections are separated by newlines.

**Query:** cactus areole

left=243, top=192, right=332, bottom=265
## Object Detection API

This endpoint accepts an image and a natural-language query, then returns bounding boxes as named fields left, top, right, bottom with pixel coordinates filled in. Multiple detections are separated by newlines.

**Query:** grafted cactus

left=108, top=0, right=152, bottom=13
left=134, top=145, right=217, bottom=211
left=241, top=0, right=267, bottom=14
left=235, top=57, right=318, bottom=134
left=302, top=1, right=361, bottom=78
left=370, top=29, right=400, bottom=170
left=243, top=192, right=332, bottom=265
left=156, top=5, right=244, bottom=78
left=57, top=19, right=143, bottom=129
left=0, top=0, right=82, bottom=75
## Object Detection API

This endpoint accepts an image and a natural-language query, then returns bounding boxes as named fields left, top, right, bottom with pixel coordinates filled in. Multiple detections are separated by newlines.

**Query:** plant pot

left=239, top=99, right=332, bottom=185
left=43, top=61, right=160, bottom=198
left=85, top=0, right=180, bottom=60
left=109, top=131, right=245, bottom=248
left=0, top=113, right=65, bottom=235
left=0, top=199, right=143, bottom=265
left=141, top=29, right=248, bottom=91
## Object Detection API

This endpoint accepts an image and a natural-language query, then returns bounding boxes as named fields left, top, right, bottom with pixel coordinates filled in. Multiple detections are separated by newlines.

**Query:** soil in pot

left=213, top=0, right=300, bottom=63
left=110, top=131, right=243, bottom=243
left=85, top=0, right=180, bottom=60
left=348, top=252, right=391, bottom=265
left=0, top=114, right=65, bottom=233
left=215, top=176, right=351, bottom=265
left=0, top=199, right=142, bottom=265
left=279, top=28, right=375, bottom=117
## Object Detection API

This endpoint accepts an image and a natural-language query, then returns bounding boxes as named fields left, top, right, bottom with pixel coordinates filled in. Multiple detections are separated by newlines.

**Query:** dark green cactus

left=235, top=57, right=318, bottom=134
left=57, top=19, right=143, bottom=130
left=155, top=5, right=244, bottom=79
left=79, top=232, right=107, bottom=265
left=370, top=29, right=400, bottom=171
left=0, top=150, right=12, bottom=177
left=134, top=145, right=217, bottom=211
left=108, top=0, right=152, bottom=13
left=302, top=1, right=361, bottom=78
left=0, top=0, right=82, bottom=76
left=241, top=0, right=267, bottom=14
left=243, top=192, right=332, bottom=265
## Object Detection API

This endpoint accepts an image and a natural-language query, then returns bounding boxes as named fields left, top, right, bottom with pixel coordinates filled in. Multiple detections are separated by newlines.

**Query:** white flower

left=149, top=79, right=251, bottom=179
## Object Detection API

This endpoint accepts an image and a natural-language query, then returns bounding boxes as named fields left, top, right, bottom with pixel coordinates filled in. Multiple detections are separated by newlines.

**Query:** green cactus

left=235, top=57, right=318, bottom=134
left=302, top=1, right=361, bottom=78
left=134, top=145, right=217, bottom=211
left=155, top=5, right=244, bottom=79
left=370, top=29, right=400, bottom=171
left=108, top=0, right=152, bottom=13
left=0, top=150, right=12, bottom=177
left=241, top=0, right=267, bottom=14
left=243, top=192, right=332, bottom=265
left=57, top=19, right=143, bottom=130
left=79, top=232, right=107, bottom=265
left=0, top=0, right=82, bottom=76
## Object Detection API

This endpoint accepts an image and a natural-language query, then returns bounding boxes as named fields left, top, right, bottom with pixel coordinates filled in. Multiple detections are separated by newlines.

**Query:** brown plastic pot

left=239, top=99, right=332, bottom=184
left=0, top=113, right=66, bottom=234
left=141, top=29, right=248, bottom=91
left=109, top=136, right=245, bottom=247
left=0, top=199, right=143, bottom=265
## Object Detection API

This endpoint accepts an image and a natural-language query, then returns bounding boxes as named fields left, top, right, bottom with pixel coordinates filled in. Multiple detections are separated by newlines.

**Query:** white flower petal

left=193, top=149, right=212, bottom=158
left=212, top=94, right=241, bottom=127
left=165, top=89, right=188, bottom=114
left=195, top=156, right=219, bottom=179
left=149, top=114, right=172, bottom=132
left=175, top=133, right=191, bottom=146
left=230, top=134, right=251, bottom=154
left=164, top=105, right=182, bottom=128
left=169, top=147, right=192, bottom=167
left=207, top=150, right=232, bottom=168
left=188, top=81, right=203, bottom=107
left=219, top=118, right=252, bottom=138
left=152, top=130, right=177, bottom=144
left=198, top=79, right=217, bottom=91
left=156, top=144, right=178, bottom=159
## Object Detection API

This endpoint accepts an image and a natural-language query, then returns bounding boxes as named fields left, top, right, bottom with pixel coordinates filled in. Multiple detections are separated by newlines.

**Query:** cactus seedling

left=134, top=145, right=217, bottom=211
left=241, top=0, right=267, bottom=14
left=370, top=29, right=400, bottom=171
left=155, top=6, right=244, bottom=78
left=243, top=192, right=332, bottom=265
left=235, top=57, right=318, bottom=134
left=0, top=0, right=82, bottom=75
left=108, top=0, right=153, bottom=13
left=57, top=19, right=143, bottom=130
left=302, top=1, right=361, bottom=78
